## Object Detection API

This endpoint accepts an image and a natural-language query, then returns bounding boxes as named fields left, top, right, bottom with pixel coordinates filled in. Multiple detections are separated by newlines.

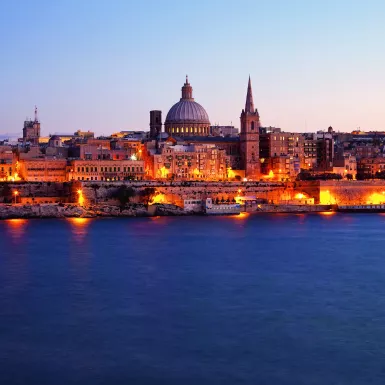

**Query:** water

left=1, top=213, right=385, bottom=384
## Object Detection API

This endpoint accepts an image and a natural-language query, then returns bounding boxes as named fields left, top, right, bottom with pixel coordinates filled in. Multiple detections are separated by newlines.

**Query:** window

left=251, top=122, right=255, bottom=130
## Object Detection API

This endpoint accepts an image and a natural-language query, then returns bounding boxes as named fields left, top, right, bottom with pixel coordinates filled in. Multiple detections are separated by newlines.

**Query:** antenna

left=34, top=106, right=38, bottom=122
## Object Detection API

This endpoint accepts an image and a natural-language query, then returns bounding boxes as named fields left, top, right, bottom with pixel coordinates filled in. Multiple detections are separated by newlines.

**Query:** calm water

left=1, top=213, right=385, bottom=384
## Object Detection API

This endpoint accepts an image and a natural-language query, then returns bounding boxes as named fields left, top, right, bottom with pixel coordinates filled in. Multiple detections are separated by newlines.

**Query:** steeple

left=181, top=75, right=194, bottom=100
left=34, top=105, right=39, bottom=122
left=245, top=76, right=254, bottom=113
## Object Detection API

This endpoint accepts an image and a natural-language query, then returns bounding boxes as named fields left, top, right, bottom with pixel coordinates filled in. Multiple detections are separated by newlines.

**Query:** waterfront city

left=0, top=74, right=385, bottom=217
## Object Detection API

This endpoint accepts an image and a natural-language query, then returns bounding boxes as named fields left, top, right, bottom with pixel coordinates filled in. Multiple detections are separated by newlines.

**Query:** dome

left=165, top=100, right=210, bottom=124
left=164, top=76, right=210, bottom=137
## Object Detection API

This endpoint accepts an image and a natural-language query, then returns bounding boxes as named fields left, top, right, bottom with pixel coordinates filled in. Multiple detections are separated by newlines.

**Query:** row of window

left=76, top=176, right=143, bottom=181
left=167, top=127, right=209, bottom=134
left=76, top=166, right=143, bottom=173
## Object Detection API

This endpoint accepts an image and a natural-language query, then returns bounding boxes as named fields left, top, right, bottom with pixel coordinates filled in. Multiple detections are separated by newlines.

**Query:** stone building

left=153, top=142, right=229, bottom=180
left=149, top=110, right=162, bottom=139
left=164, top=76, right=211, bottom=137
left=68, top=159, right=145, bottom=181
left=19, top=159, right=67, bottom=182
left=23, top=107, right=40, bottom=145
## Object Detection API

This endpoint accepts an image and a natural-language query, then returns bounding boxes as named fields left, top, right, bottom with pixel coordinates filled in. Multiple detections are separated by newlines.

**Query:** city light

left=13, top=190, right=19, bottom=204
left=77, top=189, right=84, bottom=206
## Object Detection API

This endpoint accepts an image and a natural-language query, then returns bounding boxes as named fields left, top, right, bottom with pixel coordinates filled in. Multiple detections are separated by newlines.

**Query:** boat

left=337, top=204, right=385, bottom=213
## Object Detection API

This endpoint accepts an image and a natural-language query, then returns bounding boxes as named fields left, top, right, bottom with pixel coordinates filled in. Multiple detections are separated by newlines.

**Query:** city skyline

left=1, top=0, right=384, bottom=136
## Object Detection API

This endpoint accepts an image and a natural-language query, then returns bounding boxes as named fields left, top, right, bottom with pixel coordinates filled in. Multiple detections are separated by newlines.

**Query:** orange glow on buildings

left=151, top=193, right=168, bottom=204
left=156, top=166, right=169, bottom=179
left=319, top=190, right=337, bottom=205
left=77, top=190, right=85, bottom=206
left=366, top=193, right=385, bottom=204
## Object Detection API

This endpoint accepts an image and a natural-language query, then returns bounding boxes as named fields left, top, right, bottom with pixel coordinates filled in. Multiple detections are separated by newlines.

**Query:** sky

left=0, top=0, right=384, bottom=136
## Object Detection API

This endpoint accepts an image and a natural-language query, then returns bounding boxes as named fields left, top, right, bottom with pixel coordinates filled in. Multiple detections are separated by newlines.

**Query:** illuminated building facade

left=68, top=159, right=145, bottom=181
left=19, top=159, right=67, bottom=182
left=153, top=143, right=229, bottom=180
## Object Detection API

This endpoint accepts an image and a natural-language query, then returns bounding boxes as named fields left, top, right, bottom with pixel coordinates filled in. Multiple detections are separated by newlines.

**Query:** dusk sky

left=1, top=0, right=384, bottom=136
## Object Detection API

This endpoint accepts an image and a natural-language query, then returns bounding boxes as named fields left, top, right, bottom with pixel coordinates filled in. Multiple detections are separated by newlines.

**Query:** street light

left=13, top=190, right=19, bottom=204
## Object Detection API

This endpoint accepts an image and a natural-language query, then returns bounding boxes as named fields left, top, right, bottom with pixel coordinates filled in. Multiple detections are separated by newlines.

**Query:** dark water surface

left=1, top=213, right=385, bottom=384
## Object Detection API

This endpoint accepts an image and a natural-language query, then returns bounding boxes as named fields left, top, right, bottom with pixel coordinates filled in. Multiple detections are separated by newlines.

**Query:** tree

left=139, top=187, right=156, bottom=207
left=113, top=185, right=136, bottom=210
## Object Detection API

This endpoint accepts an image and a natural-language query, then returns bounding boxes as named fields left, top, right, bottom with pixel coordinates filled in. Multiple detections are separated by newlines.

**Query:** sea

left=1, top=213, right=385, bottom=385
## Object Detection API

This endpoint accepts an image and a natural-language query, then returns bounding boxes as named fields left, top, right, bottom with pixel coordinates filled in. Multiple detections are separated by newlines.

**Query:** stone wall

left=79, top=181, right=291, bottom=206
left=319, top=180, right=385, bottom=205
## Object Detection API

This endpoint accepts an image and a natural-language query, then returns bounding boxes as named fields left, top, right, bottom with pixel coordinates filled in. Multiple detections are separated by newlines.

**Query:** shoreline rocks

left=0, top=203, right=189, bottom=220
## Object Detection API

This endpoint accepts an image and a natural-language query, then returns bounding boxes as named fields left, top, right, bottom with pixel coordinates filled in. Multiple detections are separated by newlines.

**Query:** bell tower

left=149, top=110, right=162, bottom=139
left=240, top=76, right=260, bottom=179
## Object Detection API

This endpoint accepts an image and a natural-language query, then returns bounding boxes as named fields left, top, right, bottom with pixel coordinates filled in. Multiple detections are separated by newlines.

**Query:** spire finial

left=186, top=74, right=188, bottom=84
left=34, top=105, right=38, bottom=122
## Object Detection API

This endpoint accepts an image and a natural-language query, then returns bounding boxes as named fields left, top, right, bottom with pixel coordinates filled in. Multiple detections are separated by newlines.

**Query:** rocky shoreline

left=0, top=203, right=188, bottom=220
left=0, top=202, right=335, bottom=220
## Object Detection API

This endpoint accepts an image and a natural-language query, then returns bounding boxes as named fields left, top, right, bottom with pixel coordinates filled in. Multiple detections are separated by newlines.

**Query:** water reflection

left=67, top=217, right=91, bottom=242
left=4, top=218, right=28, bottom=241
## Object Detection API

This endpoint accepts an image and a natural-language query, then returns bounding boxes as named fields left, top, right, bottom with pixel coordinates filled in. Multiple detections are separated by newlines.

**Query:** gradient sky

left=1, top=0, right=384, bottom=136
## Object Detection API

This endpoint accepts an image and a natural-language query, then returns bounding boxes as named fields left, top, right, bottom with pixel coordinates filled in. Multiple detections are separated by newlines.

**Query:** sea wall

left=78, top=181, right=291, bottom=206
left=318, top=181, right=385, bottom=205
left=0, top=203, right=186, bottom=219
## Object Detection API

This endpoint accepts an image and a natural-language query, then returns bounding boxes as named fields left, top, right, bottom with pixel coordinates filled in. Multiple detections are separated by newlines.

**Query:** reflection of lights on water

left=68, top=217, right=91, bottom=226
left=5, top=218, right=28, bottom=239
left=234, top=212, right=249, bottom=220
left=68, top=218, right=91, bottom=240
left=319, top=211, right=335, bottom=216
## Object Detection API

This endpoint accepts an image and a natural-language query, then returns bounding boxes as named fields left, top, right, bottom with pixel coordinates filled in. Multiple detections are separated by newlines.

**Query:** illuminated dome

left=164, top=76, right=210, bottom=136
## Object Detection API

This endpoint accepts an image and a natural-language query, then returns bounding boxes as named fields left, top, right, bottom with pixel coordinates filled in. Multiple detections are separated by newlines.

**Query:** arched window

left=251, top=121, right=255, bottom=130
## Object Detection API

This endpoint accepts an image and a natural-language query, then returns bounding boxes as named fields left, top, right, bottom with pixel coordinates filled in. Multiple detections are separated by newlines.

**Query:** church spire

left=245, top=76, right=254, bottom=113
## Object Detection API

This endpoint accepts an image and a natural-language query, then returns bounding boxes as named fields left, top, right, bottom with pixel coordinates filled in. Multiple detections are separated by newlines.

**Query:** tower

left=23, top=106, right=41, bottom=145
left=240, top=77, right=260, bottom=179
left=150, top=110, right=162, bottom=139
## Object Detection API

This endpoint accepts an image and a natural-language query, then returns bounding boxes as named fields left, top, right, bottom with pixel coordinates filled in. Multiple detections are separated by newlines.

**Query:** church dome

left=165, top=100, right=210, bottom=124
left=164, top=76, right=210, bottom=137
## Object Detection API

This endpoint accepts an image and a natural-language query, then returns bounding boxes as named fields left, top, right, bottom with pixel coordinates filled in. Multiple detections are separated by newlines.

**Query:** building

left=240, top=77, right=260, bottom=179
left=316, top=131, right=334, bottom=170
left=153, top=142, right=229, bottom=180
left=150, top=110, right=162, bottom=139
left=19, top=159, right=67, bottom=182
left=23, top=107, right=40, bottom=145
left=164, top=76, right=211, bottom=137
left=68, top=159, right=145, bottom=181
left=210, top=125, right=239, bottom=137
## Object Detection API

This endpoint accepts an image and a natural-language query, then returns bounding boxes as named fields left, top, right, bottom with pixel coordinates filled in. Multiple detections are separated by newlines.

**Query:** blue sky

left=0, top=0, right=384, bottom=136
